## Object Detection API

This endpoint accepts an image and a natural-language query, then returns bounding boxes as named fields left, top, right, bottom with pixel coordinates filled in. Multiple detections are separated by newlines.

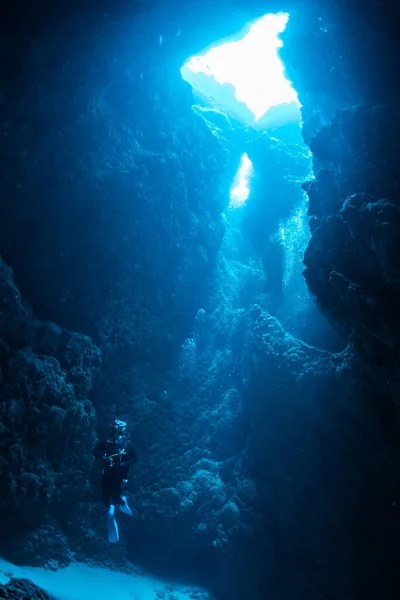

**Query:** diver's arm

left=120, top=444, right=137, bottom=467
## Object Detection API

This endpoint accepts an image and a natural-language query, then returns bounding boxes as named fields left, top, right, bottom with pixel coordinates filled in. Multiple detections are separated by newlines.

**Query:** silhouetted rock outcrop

left=281, top=5, right=400, bottom=388
left=0, top=578, right=52, bottom=600
left=0, top=258, right=100, bottom=563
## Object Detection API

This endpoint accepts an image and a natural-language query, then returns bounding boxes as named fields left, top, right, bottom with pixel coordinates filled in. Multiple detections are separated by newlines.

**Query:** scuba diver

left=93, top=419, right=137, bottom=543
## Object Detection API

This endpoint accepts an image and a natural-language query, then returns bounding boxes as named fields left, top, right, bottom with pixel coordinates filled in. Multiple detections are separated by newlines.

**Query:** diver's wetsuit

left=93, top=439, right=137, bottom=506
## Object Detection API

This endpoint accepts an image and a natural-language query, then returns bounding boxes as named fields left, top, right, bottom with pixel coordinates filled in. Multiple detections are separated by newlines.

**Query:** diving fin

left=108, top=505, right=119, bottom=543
left=119, top=495, right=133, bottom=516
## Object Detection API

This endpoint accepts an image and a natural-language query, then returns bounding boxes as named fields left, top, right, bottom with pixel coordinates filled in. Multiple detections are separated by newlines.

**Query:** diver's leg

left=115, top=478, right=133, bottom=516
left=101, top=475, right=111, bottom=505
left=103, top=476, right=119, bottom=542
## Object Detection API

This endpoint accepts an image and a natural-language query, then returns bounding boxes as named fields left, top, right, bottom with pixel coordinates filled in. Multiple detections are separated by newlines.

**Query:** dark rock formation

left=0, top=258, right=100, bottom=563
left=280, top=3, right=400, bottom=383
left=0, top=578, right=53, bottom=600
left=0, top=7, right=231, bottom=365
left=239, top=305, right=400, bottom=599
left=303, top=108, right=400, bottom=374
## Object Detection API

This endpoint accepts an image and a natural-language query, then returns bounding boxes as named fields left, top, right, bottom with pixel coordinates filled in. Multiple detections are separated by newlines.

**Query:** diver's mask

left=111, top=419, right=127, bottom=446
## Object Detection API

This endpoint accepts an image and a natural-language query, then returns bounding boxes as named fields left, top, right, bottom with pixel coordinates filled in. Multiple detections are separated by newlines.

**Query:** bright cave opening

left=181, top=12, right=301, bottom=209
left=180, top=12, right=301, bottom=125
left=229, top=153, right=253, bottom=208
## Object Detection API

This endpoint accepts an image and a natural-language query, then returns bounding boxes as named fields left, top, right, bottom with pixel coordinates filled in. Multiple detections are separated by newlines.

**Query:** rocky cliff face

left=0, top=14, right=230, bottom=362
left=0, top=577, right=53, bottom=600
left=280, top=1, right=400, bottom=390
left=1, top=1, right=400, bottom=600
left=0, top=258, right=101, bottom=564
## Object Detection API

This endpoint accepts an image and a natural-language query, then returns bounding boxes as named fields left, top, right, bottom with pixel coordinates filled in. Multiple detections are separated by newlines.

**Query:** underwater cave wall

left=0, top=5, right=236, bottom=368
left=280, top=1, right=400, bottom=385
left=0, top=0, right=241, bottom=576
left=0, top=0, right=268, bottom=584
left=0, top=258, right=101, bottom=564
